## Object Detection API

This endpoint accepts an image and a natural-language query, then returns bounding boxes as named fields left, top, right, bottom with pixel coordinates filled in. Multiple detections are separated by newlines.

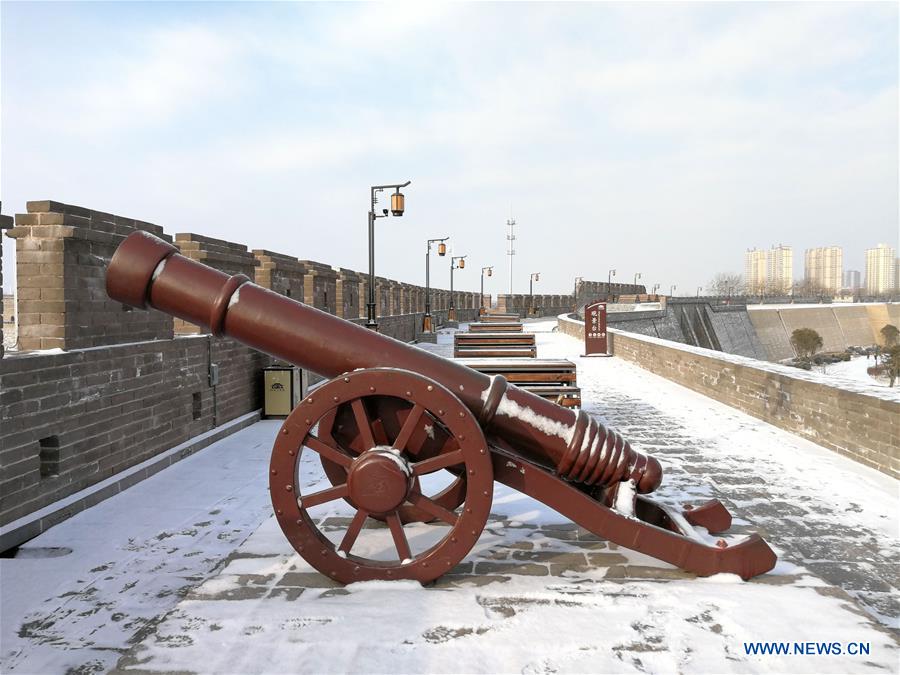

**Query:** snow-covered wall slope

left=558, top=314, right=899, bottom=478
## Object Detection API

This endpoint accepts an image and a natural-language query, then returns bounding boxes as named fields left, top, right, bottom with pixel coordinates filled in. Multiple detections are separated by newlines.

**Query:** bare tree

left=707, top=273, right=745, bottom=298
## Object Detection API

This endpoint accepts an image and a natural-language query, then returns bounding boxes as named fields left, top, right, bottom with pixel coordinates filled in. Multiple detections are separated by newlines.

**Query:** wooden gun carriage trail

left=106, top=231, right=777, bottom=584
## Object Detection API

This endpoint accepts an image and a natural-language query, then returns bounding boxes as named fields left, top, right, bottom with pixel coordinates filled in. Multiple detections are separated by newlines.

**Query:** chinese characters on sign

left=584, top=301, right=608, bottom=355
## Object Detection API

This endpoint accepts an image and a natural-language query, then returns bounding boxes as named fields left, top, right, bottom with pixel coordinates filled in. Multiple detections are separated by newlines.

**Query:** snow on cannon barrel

left=106, top=231, right=777, bottom=584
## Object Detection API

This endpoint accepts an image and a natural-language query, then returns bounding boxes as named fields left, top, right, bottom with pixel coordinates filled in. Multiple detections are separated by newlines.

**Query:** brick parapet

left=252, top=249, right=305, bottom=302
left=7, top=201, right=172, bottom=351
left=335, top=268, right=362, bottom=319
left=297, top=260, right=337, bottom=314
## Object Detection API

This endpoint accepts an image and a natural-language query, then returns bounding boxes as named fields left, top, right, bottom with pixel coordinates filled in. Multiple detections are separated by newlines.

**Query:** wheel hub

left=347, top=447, right=413, bottom=514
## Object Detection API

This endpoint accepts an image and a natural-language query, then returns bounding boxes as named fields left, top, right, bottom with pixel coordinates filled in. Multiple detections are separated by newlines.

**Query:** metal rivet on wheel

left=276, top=509, right=282, bottom=515
left=479, top=448, right=485, bottom=454
left=333, top=396, right=339, bottom=402
left=282, top=429, right=289, bottom=435
left=459, top=435, right=465, bottom=441
left=427, top=385, right=433, bottom=391
left=305, top=418, right=310, bottom=424
left=466, top=508, right=472, bottom=513
left=423, top=562, right=428, bottom=567
left=459, top=385, right=464, bottom=391
left=344, top=377, right=350, bottom=382
left=468, top=469, right=475, bottom=475
left=458, top=411, right=465, bottom=418
left=406, top=391, right=412, bottom=397
left=271, top=469, right=277, bottom=475
left=286, top=485, right=293, bottom=491
left=307, top=398, right=313, bottom=404
left=369, top=386, right=376, bottom=392
left=288, top=450, right=294, bottom=456
left=321, top=549, right=327, bottom=556
left=296, top=519, right=302, bottom=525
left=438, top=409, right=444, bottom=416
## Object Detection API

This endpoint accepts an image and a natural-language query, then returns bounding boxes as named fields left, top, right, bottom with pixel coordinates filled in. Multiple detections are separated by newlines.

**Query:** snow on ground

left=823, top=354, right=892, bottom=388
left=1, top=322, right=897, bottom=674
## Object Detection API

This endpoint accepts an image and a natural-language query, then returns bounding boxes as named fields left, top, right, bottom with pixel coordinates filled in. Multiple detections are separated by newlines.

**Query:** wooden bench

left=454, top=358, right=582, bottom=408
left=467, top=322, right=523, bottom=333
left=480, top=312, right=520, bottom=323
left=453, top=332, right=537, bottom=358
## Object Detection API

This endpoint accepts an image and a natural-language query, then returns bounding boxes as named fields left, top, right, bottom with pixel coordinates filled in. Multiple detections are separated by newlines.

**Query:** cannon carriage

left=107, top=231, right=777, bottom=585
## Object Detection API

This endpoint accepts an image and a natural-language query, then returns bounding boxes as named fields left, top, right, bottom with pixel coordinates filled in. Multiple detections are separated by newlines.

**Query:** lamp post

left=480, top=266, right=493, bottom=313
left=670, top=284, right=677, bottom=297
left=423, top=237, right=448, bottom=333
left=634, top=272, right=641, bottom=288
left=697, top=286, right=702, bottom=297
left=573, top=276, right=583, bottom=311
left=529, top=272, right=540, bottom=316
left=365, top=180, right=410, bottom=331
left=449, top=255, right=466, bottom=321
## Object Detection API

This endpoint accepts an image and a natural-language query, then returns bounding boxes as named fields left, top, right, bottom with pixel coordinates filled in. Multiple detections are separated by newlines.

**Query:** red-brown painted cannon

left=106, top=231, right=777, bottom=584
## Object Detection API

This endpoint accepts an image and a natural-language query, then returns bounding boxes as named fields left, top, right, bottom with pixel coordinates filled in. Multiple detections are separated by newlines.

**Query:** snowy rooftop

left=1, top=322, right=897, bottom=673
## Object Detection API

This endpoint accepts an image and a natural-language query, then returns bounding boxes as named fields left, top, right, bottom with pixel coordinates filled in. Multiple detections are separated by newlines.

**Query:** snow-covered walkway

left=1, top=322, right=897, bottom=674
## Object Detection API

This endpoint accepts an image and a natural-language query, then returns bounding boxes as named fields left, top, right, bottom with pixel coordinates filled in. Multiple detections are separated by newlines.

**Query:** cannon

left=106, top=232, right=777, bottom=584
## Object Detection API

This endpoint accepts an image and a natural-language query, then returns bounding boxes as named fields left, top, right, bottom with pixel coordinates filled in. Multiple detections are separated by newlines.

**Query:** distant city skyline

left=1, top=2, right=898, bottom=295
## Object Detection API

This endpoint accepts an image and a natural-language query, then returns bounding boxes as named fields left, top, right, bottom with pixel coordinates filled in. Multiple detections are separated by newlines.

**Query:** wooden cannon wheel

left=269, top=368, right=494, bottom=584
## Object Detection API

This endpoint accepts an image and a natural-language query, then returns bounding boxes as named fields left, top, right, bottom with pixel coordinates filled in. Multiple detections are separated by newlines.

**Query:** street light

left=697, top=286, right=702, bottom=297
left=423, top=236, right=449, bottom=333
left=529, top=272, right=540, bottom=316
left=634, top=272, right=642, bottom=288
left=481, top=266, right=493, bottom=312
left=366, top=180, right=411, bottom=330
left=449, top=255, right=466, bottom=321
left=670, top=284, right=677, bottom=297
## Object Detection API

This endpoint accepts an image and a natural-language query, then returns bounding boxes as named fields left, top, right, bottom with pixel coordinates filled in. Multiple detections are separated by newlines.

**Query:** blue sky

left=2, top=1, right=898, bottom=295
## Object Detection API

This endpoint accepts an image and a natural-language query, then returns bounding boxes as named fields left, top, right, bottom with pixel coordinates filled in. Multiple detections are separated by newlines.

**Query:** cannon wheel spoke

left=392, top=404, right=425, bottom=452
left=300, top=483, right=349, bottom=509
left=412, top=449, right=465, bottom=476
left=385, top=511, right=412, bottom=561
left=305, top=435, right=353, bottom=469
left=407, top=491, right=459, bottom=526
left=339, top=508, right=369, bottom=555
left=351, top=398, right=377, bottom=450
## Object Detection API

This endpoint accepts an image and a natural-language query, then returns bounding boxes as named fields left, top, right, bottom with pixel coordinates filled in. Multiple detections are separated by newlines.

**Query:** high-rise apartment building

left=744, top=245, right=793, bottom=295
left=865, top=243, right=896, bottom=294
left=744, top=248, right=767, bottom=294
left=843, top=270, right=861, bottom=290
left=766, top=245, right=793, bottom=294
left=804, top=246, right=842, bottom=292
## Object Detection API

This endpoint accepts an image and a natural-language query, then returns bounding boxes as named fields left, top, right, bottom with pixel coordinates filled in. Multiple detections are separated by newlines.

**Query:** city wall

left=558, top=314, right=899, bottom=478
left=0, top=200, right=493, bottom=536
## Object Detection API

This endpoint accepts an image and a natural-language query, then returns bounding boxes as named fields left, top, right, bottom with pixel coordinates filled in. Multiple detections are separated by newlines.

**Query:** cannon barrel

left=107, top=231, right=662, bottom=493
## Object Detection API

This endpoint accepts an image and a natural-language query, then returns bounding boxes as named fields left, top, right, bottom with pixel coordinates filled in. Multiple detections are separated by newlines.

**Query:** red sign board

left=584, top=301, right=608, bottom=355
